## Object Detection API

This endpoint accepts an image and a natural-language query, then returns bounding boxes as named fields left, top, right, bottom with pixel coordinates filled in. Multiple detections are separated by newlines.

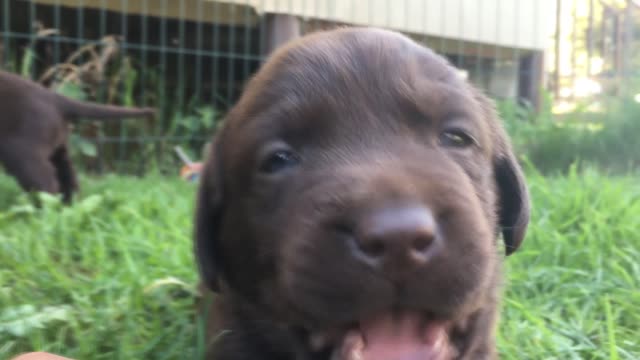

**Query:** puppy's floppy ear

left=474, top=89, right=531, bottom=256
left=494, top=140, right=530, bottom=255
left=194, top=135, right=225, bottom=291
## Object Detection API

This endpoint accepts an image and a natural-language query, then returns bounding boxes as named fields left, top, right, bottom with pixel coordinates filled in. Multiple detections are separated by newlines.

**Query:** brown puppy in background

left=195, top=27, right=530, bottom=360
left=0, top=71, right=155, bottom=204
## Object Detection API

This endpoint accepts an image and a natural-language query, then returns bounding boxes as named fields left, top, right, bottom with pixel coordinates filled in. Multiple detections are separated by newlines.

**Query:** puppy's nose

left=353, top=205, right=439, bottom=278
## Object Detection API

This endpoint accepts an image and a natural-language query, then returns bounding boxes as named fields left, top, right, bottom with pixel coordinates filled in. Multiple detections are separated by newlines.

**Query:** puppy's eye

left=259, top=149, right=300, bottom=174
left=439, top=129, right=476, bottom=148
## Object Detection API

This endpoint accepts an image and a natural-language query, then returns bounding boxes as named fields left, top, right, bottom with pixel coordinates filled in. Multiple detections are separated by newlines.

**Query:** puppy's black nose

left=352, top=205, right=439, bottom=279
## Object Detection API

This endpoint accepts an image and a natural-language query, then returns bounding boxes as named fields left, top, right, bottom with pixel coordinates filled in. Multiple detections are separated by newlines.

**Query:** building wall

left=33, top=0, right=555, bottom=51
left=217, top=0, right=556, bottom=51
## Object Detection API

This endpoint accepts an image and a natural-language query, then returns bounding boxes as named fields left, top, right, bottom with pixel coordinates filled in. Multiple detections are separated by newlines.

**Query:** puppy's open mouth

left=309, top=310, right=454, bottom=360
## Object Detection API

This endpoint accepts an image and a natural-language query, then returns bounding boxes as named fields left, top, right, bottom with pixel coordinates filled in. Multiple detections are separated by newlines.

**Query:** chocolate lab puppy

left=194, top=27, right=530, bottom=360
left=0, top=71, right=155, bottom=203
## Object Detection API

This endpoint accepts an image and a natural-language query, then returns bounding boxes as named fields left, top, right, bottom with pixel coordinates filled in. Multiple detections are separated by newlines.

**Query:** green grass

left=498, top=164, right=640, bottom=359
left=0, top=174, right=203, bottom=359
left=1, top=166, right=639, bottom=359
left=501, top=98, right=640, bottom=174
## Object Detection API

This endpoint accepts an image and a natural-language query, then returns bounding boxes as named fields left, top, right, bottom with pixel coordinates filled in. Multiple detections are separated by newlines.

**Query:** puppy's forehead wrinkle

left=266, top=31, right=453, bottom=102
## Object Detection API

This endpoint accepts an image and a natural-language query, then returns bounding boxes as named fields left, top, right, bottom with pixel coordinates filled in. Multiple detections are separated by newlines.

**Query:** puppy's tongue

left=337, top=312, right=448, bottom=360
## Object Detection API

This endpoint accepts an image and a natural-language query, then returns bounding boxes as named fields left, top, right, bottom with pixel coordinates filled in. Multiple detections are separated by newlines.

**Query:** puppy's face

left=196, top=28, right=529, bottom=359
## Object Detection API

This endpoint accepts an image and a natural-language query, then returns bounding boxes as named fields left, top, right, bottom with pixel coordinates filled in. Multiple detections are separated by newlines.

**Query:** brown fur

left=0, top=71, right=155, bottom=204
left=194, top=27, right=530, bottom=360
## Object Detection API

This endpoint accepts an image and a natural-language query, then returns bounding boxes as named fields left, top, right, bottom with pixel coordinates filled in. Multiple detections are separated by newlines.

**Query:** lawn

left=1, top=166, right=639, bottom=359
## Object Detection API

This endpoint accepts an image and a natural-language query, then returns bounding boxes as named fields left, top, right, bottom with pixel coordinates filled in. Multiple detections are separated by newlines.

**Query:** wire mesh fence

left=0, top=0, right=636, bottom=175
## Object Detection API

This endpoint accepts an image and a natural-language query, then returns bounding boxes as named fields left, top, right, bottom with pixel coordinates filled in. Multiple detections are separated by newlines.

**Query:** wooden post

left=571, top=0, right=577, bottom=100
left=587, top=0, right=594, bottom=76
left=614, top=11, right=622, bottom=95
left=554, top=0, right=562, bottom=98
left=601, top=7, right=608, bottom=67
left=263, top=13, right=301, bottom=56
left=518, top=51, right=545, bottom=113
left=621, top=0, right=634, bottom=96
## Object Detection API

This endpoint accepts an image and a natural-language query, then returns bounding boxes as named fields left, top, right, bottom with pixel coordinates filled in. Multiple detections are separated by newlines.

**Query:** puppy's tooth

left=434, top=333, right=444, bottom=349
left=432, top=330, right=450, bottom=356
left=350, top=334, right=365, bottom=360
left=351, top=343, right=364, bottom=360
left=335, top=331, right=364, bottom=360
